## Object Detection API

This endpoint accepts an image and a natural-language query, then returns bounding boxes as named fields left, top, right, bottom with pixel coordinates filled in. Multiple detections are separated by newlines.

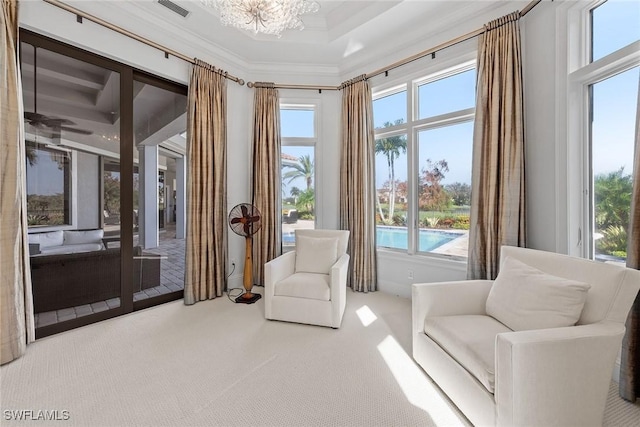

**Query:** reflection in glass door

left=132, top=75, right=187, bottom=305
left=21, top=40, right=122, bottom=332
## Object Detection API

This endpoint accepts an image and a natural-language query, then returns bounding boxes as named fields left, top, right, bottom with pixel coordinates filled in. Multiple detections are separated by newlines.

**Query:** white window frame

left=561, top=0, right=640, bottom=259
left=372, top=55, right=476, bottom=260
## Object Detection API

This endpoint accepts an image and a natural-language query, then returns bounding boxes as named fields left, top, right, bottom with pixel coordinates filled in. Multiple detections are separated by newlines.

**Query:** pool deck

left=431, top=230, right=469, bottom=258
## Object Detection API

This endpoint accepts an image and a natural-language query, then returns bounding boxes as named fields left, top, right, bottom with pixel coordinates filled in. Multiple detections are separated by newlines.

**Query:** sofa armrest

left=264, top=251, right=296, bottom=297
left=329, top=253, right=350, bottom=326
left=412, top=280, right=493, bottom=337
left=495, top=322, right=625, bottom=427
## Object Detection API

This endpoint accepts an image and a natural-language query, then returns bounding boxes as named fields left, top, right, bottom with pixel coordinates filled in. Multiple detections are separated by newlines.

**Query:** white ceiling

left=61, top=0, right=532, bottom=77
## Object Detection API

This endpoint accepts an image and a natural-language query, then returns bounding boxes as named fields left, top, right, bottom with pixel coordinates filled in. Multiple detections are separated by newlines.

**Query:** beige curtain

left=467, top=12, right=526, bottom=280
left=251, top=84, right=282, bottom=286
left=620, top=72, right=640, bottom=402
left=1, top=0, right=35, bottom=365
left=184, top=60, right=227, bottom=304
left=339, top=76, right=377, bottom=292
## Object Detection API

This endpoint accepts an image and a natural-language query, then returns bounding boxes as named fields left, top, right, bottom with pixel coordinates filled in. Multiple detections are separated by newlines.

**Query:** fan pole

left=236, top=235, right=261, bottom=304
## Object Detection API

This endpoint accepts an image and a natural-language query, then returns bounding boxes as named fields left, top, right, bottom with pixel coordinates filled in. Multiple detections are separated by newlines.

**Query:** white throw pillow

left=486, top=256, right=591, bottom=331
left=295, top=235, right=339, bottom=274
left=29, top=230, right=64, bottom=248
left=64, top=229, right=104, bottom=245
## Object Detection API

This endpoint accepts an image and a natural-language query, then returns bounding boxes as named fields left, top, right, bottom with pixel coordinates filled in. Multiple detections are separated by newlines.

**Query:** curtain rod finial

left=247, top=82, right=254, bottom=88
left=238, top=79, right=245, bottom=86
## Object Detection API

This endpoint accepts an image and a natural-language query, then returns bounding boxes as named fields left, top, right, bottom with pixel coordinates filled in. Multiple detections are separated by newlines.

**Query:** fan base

left=235, top=292, right=262, bottom=304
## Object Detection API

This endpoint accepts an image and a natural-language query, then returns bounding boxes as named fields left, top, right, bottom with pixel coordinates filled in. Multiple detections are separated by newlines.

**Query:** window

left=373, top=63, right=475, bottom=259
left=373, top=88, right=407, bottom=129
left=280, top=104, right=317, bottom=249
left=591, top=0, right=640, bottom=62
left=590, top=68, right=638, bottom=263
left=566, top=0, right=639, bottom=263
left=26, top=142, right=71, bottom=227
left=417, top=122, right=473, bottom=254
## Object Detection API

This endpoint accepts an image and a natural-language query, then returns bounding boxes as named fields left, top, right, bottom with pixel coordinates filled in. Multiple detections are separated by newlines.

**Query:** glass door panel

left=22, top=42, right=122, bottom=329
left=132, top=77, right=187, bottom=304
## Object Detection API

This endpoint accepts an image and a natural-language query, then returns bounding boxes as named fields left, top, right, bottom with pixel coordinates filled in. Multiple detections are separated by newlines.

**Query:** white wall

left=521, top=1, right=563, bottom=254
left=226, top=81, right=252, bottom=289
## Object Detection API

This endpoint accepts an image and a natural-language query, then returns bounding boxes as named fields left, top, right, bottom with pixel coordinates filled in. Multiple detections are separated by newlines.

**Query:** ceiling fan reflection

left=24, top=44, right=93, bottom=137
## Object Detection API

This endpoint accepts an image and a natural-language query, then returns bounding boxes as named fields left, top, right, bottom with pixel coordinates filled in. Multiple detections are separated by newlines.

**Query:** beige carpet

left=1, top=290, right=638, bottom=426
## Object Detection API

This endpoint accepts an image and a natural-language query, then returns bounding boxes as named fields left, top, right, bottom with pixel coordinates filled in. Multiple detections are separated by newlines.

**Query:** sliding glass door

left=21, top=30, right=186, bottom=337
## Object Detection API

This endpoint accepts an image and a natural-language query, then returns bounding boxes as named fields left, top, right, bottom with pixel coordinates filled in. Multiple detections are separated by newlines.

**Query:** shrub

left=425, top=216, right=440, bottom=228
left=452, top=215, right=470, bottom=230
left=596, top=225, right=627, bottom=256
left=298, top=211, right=314, bottom=220
left=392, top=214, right=406, bottom=226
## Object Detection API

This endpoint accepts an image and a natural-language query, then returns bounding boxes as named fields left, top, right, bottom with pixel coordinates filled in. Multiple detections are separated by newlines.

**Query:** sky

left=280, top=108, right=315, bottom=197
left=591, top=0, right=640, bottom=176
left=27, top=148, right=65, bottom=196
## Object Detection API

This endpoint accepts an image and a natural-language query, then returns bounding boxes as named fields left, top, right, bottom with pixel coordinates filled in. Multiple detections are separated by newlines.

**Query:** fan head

left=228, top=203, right=262, bottom=237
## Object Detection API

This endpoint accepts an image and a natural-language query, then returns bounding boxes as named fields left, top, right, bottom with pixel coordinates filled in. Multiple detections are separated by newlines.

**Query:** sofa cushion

left=295, top=236, right=338, bottom=274
left=487, top=256, right=591, bottom=331
left=423, top=314, right=512, bottom=393
left=64, top=229, right=104, bottom=245
left=29, top=230, right=63, bottom=248
left=39, top=243, right=104, bottom=255
left=275, top=272, right=330, bottom=301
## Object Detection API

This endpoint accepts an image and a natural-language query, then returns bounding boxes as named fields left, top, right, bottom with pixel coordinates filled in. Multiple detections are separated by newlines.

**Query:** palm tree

left=290, top=186, right=301, bottom=204
left=375, top=120, right=407, bottom=224
left=283, top=155, right=314, bottom=190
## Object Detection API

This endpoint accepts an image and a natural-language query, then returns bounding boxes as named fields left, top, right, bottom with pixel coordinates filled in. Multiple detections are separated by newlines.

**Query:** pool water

left=283, top=232, right=296, bottom=244
left=283, top=227, right=459, bottom=251
left=376, top=226, right=458, bottom=251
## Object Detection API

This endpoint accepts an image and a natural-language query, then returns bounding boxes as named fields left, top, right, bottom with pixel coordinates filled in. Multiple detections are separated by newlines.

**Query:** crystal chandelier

left=202, top=0, right=320, bottom=37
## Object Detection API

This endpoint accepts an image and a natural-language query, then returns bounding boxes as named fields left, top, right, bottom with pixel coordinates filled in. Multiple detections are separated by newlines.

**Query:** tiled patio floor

left=34, top=225, right=185, bottom=328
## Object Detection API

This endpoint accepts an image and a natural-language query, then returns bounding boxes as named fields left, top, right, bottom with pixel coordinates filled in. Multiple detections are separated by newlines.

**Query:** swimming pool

left=376, top=226, right=459, bottom=251
left=283, top=232, right=296, bottom=245
left=283, top=227, right=460, bottom=251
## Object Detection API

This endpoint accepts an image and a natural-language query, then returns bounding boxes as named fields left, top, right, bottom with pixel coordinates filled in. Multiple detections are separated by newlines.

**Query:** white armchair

left=412, top=246, right=640, bottom=427
left=265, top=229, right=350, bottom=328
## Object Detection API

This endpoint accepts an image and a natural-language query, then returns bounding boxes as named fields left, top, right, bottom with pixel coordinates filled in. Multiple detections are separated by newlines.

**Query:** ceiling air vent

left=157, top=0, right=191, bottom=18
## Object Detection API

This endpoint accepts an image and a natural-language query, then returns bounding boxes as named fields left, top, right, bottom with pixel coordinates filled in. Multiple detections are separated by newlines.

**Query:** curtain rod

left=247, top=82, right=338, bottom=91
left=247, top=0, right=542, bottom=91
left=41, top=0, right=245, bottom=86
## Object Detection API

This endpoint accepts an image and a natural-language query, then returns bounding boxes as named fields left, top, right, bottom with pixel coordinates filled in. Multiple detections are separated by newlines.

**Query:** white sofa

left=264, top=229, right=350, bottom=328
left=412, top=246, right=640, bottom=427
left=28, top=229, right=104, bottom=255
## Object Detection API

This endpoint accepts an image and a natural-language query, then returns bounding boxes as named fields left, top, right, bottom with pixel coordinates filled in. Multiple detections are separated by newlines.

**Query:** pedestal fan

left=228, top=203, right=262, bottom=304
